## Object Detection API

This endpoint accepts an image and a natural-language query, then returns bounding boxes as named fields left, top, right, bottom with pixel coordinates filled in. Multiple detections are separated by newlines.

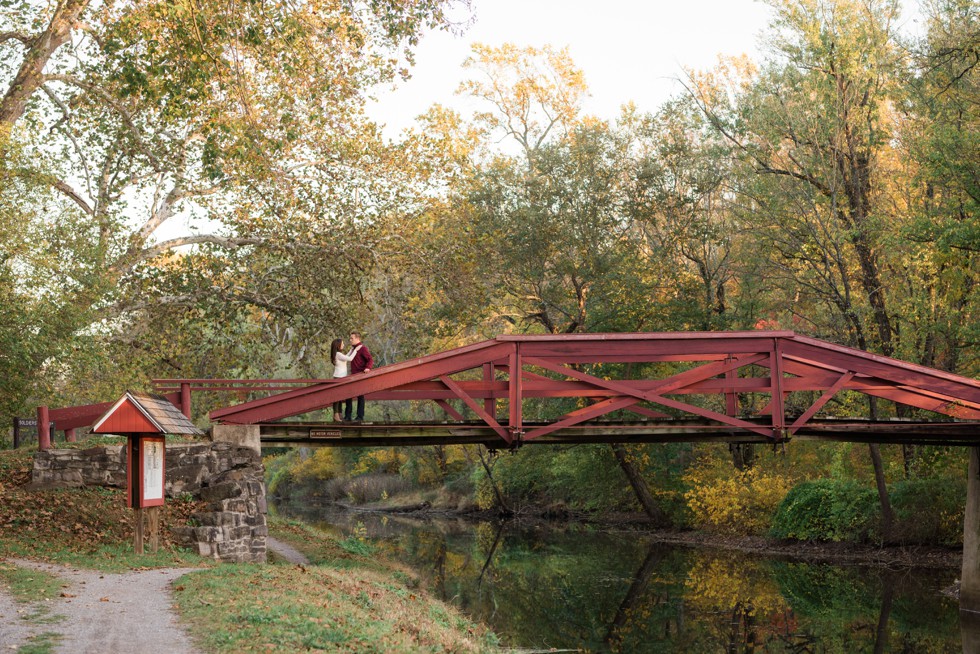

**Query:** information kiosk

left=91, top=392, right=204, bottom=553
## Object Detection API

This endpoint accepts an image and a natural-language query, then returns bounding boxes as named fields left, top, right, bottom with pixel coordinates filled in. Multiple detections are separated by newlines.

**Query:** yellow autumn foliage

left=685, top=555, right=788, bottom=616
left=352, top=448, right=406, bottom=476
left=290, top=448, right=344, bottom=481
left=684, top=465, right=793, bottom=535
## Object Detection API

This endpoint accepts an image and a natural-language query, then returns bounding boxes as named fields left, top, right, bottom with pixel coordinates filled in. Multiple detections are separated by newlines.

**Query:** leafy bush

left=344, top=473, right=413, bottom=504
left=684, top=466, right=794, bottom=535
left=890, top=477, right=965, bottom=545
left=264, top=451, right=299, bottom=497
left=770, top=479, right=879, bottom=543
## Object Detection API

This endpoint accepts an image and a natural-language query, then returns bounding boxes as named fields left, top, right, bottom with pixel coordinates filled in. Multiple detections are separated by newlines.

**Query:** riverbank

left=295, top=494, right=963, bottom=570
left=0, top=445, right=499, bottom=653
left=274, top=495, right=965, bottom=652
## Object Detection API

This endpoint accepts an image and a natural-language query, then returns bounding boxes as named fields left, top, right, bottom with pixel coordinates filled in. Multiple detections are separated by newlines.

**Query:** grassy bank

left=0, top=443, right=498, bottom=653
left=175, top=517, right=498, bottom=652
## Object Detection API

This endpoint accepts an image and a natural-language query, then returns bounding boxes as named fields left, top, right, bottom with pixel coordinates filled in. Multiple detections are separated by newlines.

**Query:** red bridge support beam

left=37, top=405, right=50, bottom=451
left=181, top=382, right=192, bottom=419
left=508, top=348, right=522, bottom=441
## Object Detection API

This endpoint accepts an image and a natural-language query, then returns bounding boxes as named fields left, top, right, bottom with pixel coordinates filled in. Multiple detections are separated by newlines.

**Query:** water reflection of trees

left=274, top=504, right=961, bottom=653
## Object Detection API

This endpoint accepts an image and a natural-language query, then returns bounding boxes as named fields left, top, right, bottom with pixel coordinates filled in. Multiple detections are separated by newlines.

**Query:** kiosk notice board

left=92, top=391, right=203, bottom=554
left=127, top=435, right=166, bottom=508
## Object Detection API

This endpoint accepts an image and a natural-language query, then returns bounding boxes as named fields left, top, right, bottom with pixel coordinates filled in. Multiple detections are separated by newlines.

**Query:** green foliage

left=770, top=479, right=880, bottom=543
left=890, top=477, right=965, bottom=545
left=264, top=451, right=300, bottom=497
left=476, top=445, right=641, bottom=513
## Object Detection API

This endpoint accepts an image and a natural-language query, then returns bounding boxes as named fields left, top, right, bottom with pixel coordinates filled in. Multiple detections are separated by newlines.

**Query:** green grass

left=0, top=448, right=496, bottom=652
left=174, top=563, right=496, bottom=653
left=0, top=562, right=64, bottom=603
left=15, top=631, right=62, bottom=654
left=0, top=540, right=205, bottom=574
left=171, top=520, right=499, bottom=653
left=0, top=561, right=66, bottom=651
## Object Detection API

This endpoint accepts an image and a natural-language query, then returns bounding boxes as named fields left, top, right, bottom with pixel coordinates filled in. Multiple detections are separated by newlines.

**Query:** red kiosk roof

left=92, top=392, right=204, bottom=435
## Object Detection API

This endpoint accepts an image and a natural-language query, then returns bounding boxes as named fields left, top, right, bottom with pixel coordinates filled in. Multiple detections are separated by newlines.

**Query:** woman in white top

left=330, top=338, right=361, bottom=421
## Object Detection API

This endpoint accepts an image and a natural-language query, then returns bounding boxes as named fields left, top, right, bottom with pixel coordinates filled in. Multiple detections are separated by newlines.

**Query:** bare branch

left=40, top=83, right=94, bottom=196
left=43, top=73, right=180, bottom=170
left=131, top=235, right=265, bottom=264
left=0, top=0, right=90, bottom=129
left=49, top=177, right=94, bottom=215
left=0, top=32, right=32, bottom=46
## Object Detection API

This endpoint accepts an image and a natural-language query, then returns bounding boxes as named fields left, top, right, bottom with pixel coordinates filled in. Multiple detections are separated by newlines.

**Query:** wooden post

left=66, top=428, right=76, bottom=443
left=134, top=507, right=145, bottom=555
left=37, top=406, right=50, bottom=451
left=962, top=447, right=980, bottom=613
left=147, top=506, right=160, bottom=553
left=12, top=418, right=19, bottom=449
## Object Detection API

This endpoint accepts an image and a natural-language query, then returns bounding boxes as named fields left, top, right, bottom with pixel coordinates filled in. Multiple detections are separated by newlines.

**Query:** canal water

left=272, top=502, right=963, bottom=652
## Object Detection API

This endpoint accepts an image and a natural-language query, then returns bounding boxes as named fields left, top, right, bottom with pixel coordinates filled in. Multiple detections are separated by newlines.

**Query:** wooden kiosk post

left=91, top=392, right=203, bottom=554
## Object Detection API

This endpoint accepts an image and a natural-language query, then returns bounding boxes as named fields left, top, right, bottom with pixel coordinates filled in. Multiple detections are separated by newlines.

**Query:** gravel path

left=266, top=536, right=310, bottom=565
left=0, top=584, right=37, bottom=646
left=0, top=558, right=202, bottom=654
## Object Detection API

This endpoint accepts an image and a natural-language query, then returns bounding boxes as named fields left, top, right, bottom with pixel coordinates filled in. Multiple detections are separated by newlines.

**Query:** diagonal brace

left=523, top=396, right=640, bottom=441
left=524, top=357, right=776, bottom=438
left=439, top=375, right=512, bottom=444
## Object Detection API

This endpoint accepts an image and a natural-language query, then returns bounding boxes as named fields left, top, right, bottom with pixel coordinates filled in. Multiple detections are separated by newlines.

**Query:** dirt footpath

left=0, top=559, right=201, bottom=654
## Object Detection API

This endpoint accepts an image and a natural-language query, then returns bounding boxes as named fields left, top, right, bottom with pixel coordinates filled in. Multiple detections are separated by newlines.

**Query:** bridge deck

left=256, top=419, right=980, bottom=448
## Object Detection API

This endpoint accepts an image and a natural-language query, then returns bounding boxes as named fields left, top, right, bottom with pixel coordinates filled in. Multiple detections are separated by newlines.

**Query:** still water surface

left=273, top=501, right=963, bottom=652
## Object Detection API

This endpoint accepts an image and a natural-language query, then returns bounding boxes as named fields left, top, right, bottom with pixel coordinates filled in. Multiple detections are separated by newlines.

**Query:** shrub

left=890, top=477, right=965, bottom=545
left=770, top=479, right=879, bottom=543
left=344, top=473, right=412, bottom=504
left=684, top=466, right=794, bottom=535
left=264, top=451, right=299, bottom=497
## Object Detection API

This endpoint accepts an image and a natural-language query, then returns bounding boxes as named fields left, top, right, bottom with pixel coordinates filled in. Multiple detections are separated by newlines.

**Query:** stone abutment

left=31, top=439, right=267, bottom=563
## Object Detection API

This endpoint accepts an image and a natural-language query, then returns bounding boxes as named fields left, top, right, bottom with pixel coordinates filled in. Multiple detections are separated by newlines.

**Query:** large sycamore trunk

left=0, top=0, right=90, bottom=131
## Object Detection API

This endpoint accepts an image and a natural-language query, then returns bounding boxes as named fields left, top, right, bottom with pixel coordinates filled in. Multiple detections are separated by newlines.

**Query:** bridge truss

left=183, top=331, right=980, bottom=448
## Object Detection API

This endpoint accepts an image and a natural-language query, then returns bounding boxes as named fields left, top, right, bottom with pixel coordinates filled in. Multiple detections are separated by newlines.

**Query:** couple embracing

left=330, top=331, right=373, bottom=422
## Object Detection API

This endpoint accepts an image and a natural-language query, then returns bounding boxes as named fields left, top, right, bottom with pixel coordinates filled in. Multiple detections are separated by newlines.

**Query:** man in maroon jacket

left=346, top=331, right=373, bottom=422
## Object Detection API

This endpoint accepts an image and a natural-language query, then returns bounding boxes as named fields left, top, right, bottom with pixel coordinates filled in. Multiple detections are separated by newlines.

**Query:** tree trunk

left=868, top=443, right=895, bottom=542
left=612, top=444, right=668, bottom=525
left=0, top=0, right=90, bottom=131
left=866, top=397, right=895, bottom=542
left=477, top=446, right=511, bottom=515
left=729, top=443, right=755, bottom=471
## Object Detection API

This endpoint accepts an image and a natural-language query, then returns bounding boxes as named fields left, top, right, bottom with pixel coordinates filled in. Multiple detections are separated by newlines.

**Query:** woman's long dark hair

left=330, top=338, right=343, bottom=365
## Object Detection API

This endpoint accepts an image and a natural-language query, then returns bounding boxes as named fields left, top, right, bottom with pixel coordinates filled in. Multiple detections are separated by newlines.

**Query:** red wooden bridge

left=35, top=331, right=980, bottom=449
left=147, top=330, right=980, bottom=449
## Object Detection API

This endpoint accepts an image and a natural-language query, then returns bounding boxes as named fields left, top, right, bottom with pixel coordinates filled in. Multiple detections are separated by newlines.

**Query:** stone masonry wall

left=30, top=441, right=267, bottom=563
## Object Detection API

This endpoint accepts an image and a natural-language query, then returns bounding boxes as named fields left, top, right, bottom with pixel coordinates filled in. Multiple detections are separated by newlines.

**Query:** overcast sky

left=366, top=0, right=774, bottom=137
left=366, top=0, right=925, bottom=138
